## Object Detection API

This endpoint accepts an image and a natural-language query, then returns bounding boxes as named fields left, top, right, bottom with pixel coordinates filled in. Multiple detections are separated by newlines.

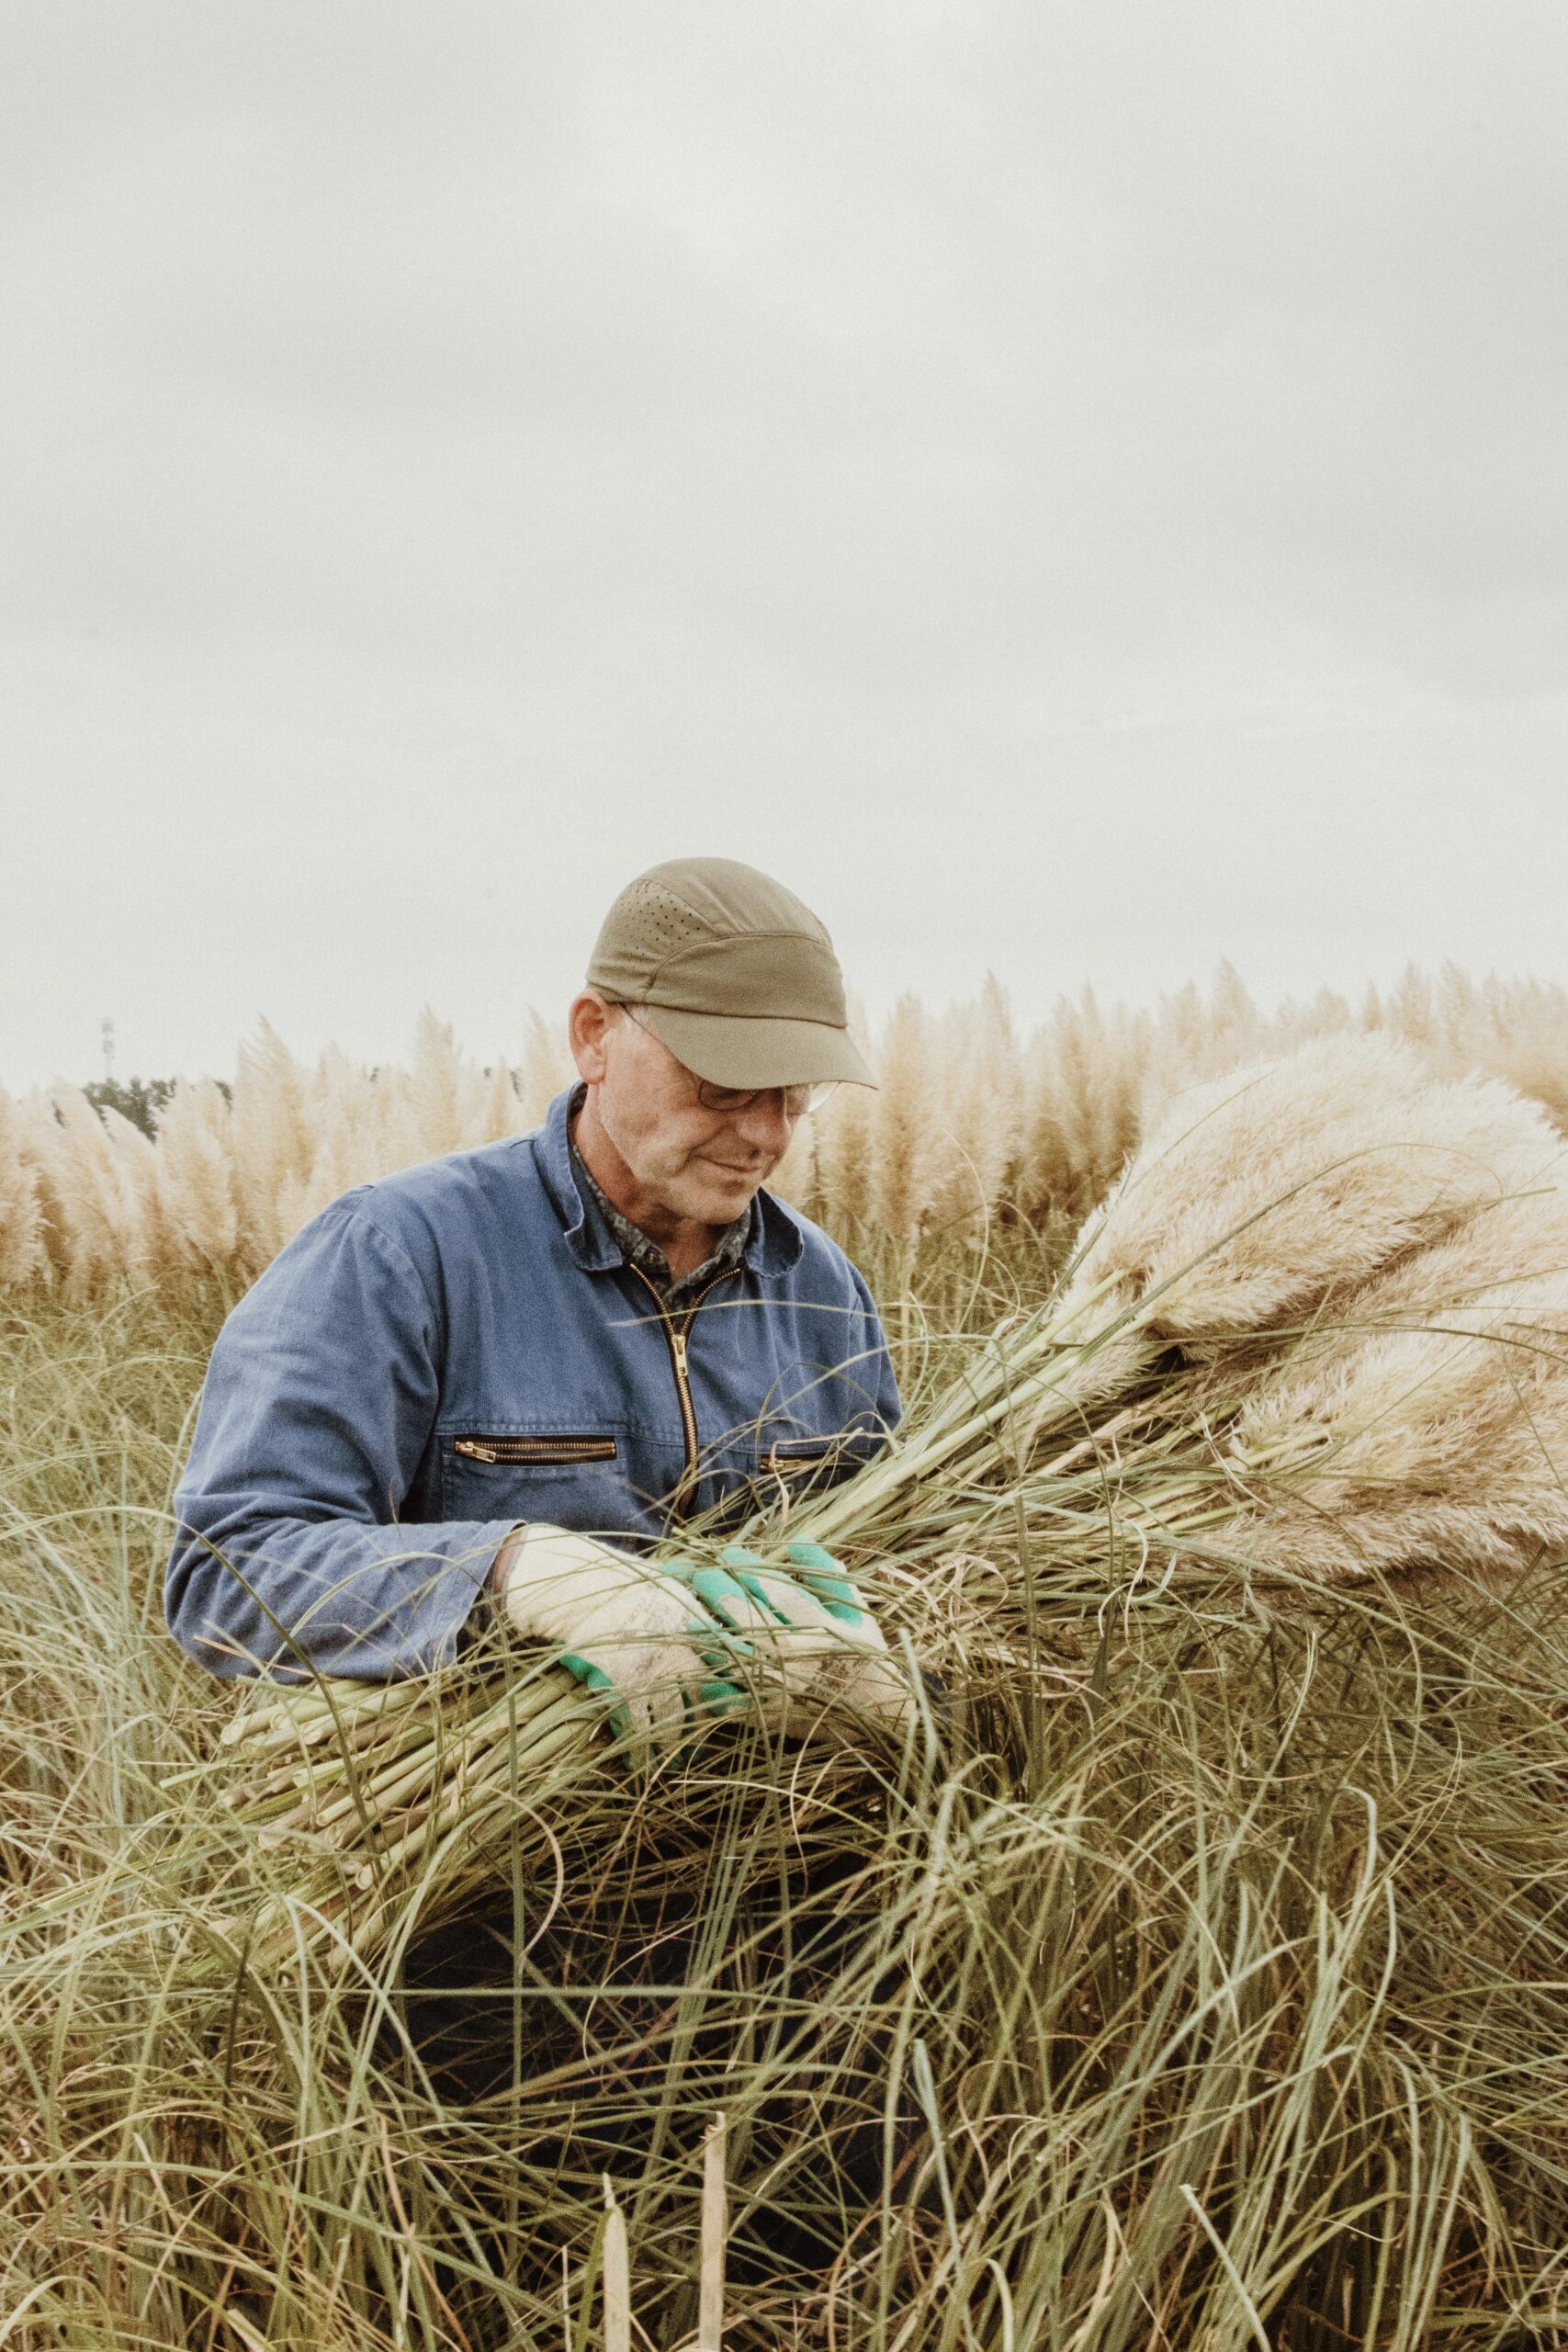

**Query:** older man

left=164, top=856, right=903, bottom=1747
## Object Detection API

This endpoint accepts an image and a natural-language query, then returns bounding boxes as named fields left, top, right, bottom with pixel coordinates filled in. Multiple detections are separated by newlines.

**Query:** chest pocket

left=442, top=1430, right=638, bottom=1543
left=453, top=1434, right=617, bottom=1467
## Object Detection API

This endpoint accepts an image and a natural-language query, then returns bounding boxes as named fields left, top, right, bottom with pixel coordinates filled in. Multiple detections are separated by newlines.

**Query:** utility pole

left=101, top=1016, right=116, bottom=1083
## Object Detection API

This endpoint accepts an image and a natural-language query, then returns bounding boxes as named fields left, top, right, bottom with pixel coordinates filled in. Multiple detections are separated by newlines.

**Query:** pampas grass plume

left=152, top=1079, right=239, bottom=1277
left=924, top=976, right=1022, bottom=1234
left=0, top=1088, right=48, bottom=1291
left=1016, top=988, right=1148, bottom=1226
left=1226, top=1141, right=1568, bottom=1584
left=516, top=1011, right=574, bottom=1127
left=46, top=1085, right=153, bottom=1295
left=1061, top=1035, right=1562, bottom=1356
left=867, top=993, right=936, bottom=1241
left=230, top=1020, right=316, bottom=1277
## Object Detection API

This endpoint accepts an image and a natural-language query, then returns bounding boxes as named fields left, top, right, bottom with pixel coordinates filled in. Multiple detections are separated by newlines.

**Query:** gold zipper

left=453, top=1435, right=618, bottom=1465
left=626, top=1262, right=739, bottom=1521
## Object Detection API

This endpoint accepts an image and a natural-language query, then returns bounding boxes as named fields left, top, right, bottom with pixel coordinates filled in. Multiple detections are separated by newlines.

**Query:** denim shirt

left=164, top=1085, right=901, bottom=1680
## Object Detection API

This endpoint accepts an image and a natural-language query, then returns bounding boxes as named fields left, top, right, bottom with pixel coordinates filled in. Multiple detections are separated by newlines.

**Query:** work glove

left=694, top=1540, right=912, bottom=1734
left=494, top=1525, right=909, bottom=1755
left=492, top=1522, right=751, bottom=1759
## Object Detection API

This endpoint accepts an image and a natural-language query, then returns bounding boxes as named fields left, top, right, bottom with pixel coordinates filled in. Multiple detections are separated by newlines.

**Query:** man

left=165, top=856, right=904, bottom=1742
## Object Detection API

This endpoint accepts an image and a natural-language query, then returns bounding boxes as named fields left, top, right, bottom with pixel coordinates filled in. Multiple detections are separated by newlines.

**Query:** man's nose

left=733, top=1091, right=795, bottom=1154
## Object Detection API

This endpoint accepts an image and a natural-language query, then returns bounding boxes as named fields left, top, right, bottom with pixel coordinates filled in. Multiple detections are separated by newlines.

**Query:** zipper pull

left=455, top=1439, right=499, bottom=1464
left=671, top=1326, right=689, bottom=1376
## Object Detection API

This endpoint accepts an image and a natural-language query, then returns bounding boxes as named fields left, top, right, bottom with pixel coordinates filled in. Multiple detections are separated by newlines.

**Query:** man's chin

left=690, top=1165, right=767, bottom=1219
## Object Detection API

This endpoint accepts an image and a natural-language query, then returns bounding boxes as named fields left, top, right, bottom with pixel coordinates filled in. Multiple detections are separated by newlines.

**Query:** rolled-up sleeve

left=165, top=1199, right=514, bottom=1681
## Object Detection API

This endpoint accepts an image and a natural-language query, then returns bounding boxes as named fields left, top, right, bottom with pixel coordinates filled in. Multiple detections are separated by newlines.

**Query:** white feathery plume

left=368, top=1062, right=423, bottom=1178
left=13, top=1091, right=73, bottom=1287
left=1224, top=1143, right=1568, bottom=1584
left=11, top=978, right=1568, bottom=1300
left=809, top=993, right=876, bottom=1233
left=1059, top=1035, right=1561, bottom=1359
left=311, top=1047, right=389, bottom=1202
left=0, top=1089, right=48, bottom=1291
left=410, top=1008, right=486, bottom=1159
left=1155, top=962, right=1265, bottom=1089
left=270, top=1165, right=319, bottom=1255
left=1274, top=985, right=1355, bottom=1053
left=814, top=1080, right=874, bottom=1232
left=1453, top=972, right=1568, bottom=1136
left=923, top=978, right=1023, bottom=1236
left=478, top=1059, right=525, bottom=1144
left=43, top=1087, right=154, bottom=1295
left=1016, top=989, right=1148, bottom=1225
left=281, top=1048, right=396, bottom=1227
left=765, top=1119, right=815, bottom=1209
left=516, top=1012, right=574, bottom=1127
left=867, top=994, right=936, bottom=1242
left=291, top=1134, right=353, bottom=1235
left=151, top=1080, right=240, bottom=1276
left=1224, top=1285, right=1568, bottom=1587
left=230, top=1023, right=315, bottom=1278
left=99, top=1104, right=164, bottom=1279
left=42, top=1088, right=118, bottom=1297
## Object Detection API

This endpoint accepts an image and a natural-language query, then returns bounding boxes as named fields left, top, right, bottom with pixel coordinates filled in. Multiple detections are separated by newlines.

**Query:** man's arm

left=164, top=1197, right=515, bottom=1681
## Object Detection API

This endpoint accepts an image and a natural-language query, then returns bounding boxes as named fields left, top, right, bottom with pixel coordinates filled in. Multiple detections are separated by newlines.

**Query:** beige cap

left=585, top=857, right=874, bottom=1090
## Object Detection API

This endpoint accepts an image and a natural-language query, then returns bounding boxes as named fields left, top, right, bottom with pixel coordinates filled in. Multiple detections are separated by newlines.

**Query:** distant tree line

left=82, top=1077, right=227, bottom=1139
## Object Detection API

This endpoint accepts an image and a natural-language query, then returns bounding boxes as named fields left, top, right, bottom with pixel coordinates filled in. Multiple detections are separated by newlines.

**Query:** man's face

left=588, top=1001, right=801, bottom=1226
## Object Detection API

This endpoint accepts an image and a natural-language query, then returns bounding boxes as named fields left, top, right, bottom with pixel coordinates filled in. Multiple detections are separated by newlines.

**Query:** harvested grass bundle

left=1225, top=1197, right=1568, bottom=1587
left=1060, top=1034, right=1562, bottom=1352
left=208, top=1038, right=1568, bottom=1982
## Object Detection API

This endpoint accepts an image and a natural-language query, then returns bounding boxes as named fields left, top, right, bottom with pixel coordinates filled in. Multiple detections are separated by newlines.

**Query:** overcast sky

left=4, top=2, right=1566, bottom=1091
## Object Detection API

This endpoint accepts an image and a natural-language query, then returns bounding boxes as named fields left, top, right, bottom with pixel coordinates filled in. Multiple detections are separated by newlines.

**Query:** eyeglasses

left=622, top=1008, right=838, bottom=1117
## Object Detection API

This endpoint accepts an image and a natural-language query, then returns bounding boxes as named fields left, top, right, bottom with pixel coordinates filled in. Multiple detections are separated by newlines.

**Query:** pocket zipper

left=453, top=1435, right=618, bottom=1465
left=764, top=1444, right=831, bottom=1474
left=764, top=1438, right=870, bottom=1475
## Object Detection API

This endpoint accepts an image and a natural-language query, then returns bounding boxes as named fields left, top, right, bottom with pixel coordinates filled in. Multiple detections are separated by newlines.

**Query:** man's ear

left=569, top=991, right=618, bottom=1085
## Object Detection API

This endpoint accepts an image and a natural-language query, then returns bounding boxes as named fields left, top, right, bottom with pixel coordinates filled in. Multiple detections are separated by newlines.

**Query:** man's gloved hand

left=687, top=1540, right=912, bottom=1734
left=491, top=1522, right=750, bottom=1758
left=492, top=1524, right=911, bottom=1756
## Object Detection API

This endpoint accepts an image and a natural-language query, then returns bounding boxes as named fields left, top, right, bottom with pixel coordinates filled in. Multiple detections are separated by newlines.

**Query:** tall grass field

left=9, top=978, right=1568, bottom=2349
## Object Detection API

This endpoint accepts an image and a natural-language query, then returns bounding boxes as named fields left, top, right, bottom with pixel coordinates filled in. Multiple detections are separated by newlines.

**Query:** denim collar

left=536, top=1084, right=805, bottom=1280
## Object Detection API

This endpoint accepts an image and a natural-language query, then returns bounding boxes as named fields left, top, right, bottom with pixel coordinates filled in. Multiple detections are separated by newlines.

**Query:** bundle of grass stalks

left=208, top=1037, right=1568, bottom=1984
left=12, top=1048, right=1568, bottom=2346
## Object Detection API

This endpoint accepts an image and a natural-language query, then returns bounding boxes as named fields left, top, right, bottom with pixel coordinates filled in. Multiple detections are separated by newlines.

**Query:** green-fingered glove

left=777, top=1540, right=875, bottom=1626
left=710, top=1541, right=912, bottom=1731
left=493, top=1523, right=750, bottom=1762
left=657, top=1556, right=793, bottom=1644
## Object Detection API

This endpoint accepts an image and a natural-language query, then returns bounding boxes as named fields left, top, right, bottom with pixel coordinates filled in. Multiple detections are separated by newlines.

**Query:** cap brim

left=638, top=1004, right=875, bottom=1090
